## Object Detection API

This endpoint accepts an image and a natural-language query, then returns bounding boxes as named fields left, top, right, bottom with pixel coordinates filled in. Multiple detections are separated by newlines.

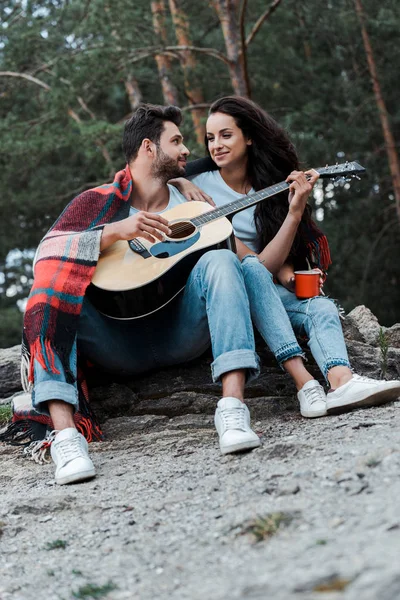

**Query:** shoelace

left=351, top=375, right=375, bottom=384
left=221, top=407, right=246, bottom=430
left=304, top=385, right=325, bottom=406
left=54, top=434, right=86, bottom=462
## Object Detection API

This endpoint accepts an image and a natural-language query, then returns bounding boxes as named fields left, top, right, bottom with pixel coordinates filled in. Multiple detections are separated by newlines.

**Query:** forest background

left=0, top=0, right=399, bottom=348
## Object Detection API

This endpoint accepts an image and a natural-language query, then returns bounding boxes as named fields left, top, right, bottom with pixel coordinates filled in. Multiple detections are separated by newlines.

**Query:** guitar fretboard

left=189, top=161, right=364, bottom=227
left=190, top=181, right=290, bottom=227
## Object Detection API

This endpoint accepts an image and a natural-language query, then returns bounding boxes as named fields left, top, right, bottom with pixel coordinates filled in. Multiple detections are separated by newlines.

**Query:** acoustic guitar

left=87, top=161, right=365, bottom=319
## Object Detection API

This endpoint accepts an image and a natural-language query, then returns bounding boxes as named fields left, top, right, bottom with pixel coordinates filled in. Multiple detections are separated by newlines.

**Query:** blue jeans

left=32, top=250, right=260, bottom=415
left=240, top=255, right=350, bottom=380
left=240, top=256, right=305, bottom=365
left=276, top=283, right=351, bottom=379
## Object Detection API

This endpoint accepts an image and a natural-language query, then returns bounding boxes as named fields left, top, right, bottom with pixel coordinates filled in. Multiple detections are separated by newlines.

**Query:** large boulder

left=0, top=307, right=399, bottom=420
left=346, top=305, right=381, bottom=346
left=0, top=345, right=22, bottom=402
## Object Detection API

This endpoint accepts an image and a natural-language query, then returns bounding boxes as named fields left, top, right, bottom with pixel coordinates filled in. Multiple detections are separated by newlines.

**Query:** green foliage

left=378, top=327, right=389, bottom=378
left=240, top=511, right=294, bottom=542
left=45, top=539, right=68, bottom=550
left=1, top=0, right=400, bottom=346
left=0, top=308, right=23, bottom=349
left=0, top=405, right=12, bottom=426
left=72, top=582, right=118, bottom=599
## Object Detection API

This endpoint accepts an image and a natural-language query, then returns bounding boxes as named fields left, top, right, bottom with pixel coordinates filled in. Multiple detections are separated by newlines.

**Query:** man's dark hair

left=123, top=104, right=182, bottom=163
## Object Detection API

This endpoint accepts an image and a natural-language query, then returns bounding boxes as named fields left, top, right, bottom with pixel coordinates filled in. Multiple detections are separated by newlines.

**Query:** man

left=24, top=104, right=261, bottom=485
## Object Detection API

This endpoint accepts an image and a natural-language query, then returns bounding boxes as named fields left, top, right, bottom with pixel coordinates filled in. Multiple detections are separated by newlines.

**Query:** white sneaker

left=326, top=374, right=400, bottom=413
left=51, top=428, right=96, bottom=485
left=214, top=397, right=261, bottom=455
left=297, top=380, right=327, bottom=418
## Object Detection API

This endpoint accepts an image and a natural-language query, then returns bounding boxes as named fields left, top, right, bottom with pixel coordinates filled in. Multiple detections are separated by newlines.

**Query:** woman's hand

left=276, top=263, right=326, bottom=294
left=286, top=169, right=319, bottom=220
left=314, top=268, right=326, bottom=293
left=169, top=177, right=215, bottom=206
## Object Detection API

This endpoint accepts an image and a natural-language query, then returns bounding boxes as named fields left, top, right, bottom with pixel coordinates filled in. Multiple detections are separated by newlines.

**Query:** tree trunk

left=125, top=73, right=142, bottom=111
left=294, top=3, right=311, bottom=60
left=168, top=0, right=206, bottom=144
left=151, top=0, right=180, bottom=106
left=211, top=0, right=250, bottom=97
left=354, top=0, right=400, bottom=224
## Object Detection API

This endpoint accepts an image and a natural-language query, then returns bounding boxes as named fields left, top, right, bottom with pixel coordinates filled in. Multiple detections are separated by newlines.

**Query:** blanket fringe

left=23, top=433, right=55, bottom=464
left=0, top=419, right=34, bottom=445
left=28, top=338, right=61, bottom=383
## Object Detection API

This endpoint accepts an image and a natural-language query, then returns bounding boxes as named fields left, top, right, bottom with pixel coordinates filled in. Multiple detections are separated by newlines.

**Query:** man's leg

left=241, top=256, right=327, bottom=418
left=149, top=249, right=261, bottom=453
left=276, top=285, right=400, bottom=412
left=32, top=347, right=95, bottom=485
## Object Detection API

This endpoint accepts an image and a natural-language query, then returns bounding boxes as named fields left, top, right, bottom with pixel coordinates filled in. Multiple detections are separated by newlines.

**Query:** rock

left=277, top=483, right=300, bottom=496
left=346, top=341, right=382, bottom=379
left=346, top=305, right=381, bottom=346
left=384, top=324, right=400, bottom=348
left=0, top=345, right=22, bottom=398
left=341, top=316, right=366, bottom=343
left=387, top=347, right=400, bottom=379
left=1, top=307, right=399, bottom=425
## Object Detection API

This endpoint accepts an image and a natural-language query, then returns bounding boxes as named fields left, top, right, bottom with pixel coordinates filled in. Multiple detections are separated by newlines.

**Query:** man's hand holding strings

left=100, top=212, right=171, bottom=251
left=286, top=169, right=319, bottom=221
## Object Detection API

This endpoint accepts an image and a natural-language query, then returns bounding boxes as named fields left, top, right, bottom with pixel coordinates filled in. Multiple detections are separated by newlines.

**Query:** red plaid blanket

left=1, top=166, right=133, bottom=447
left=22, top=166, right=132, bottom=390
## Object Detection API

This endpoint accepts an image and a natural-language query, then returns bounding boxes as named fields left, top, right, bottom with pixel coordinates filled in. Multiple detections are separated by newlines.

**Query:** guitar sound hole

left=169, top=221, right=196, bottom=239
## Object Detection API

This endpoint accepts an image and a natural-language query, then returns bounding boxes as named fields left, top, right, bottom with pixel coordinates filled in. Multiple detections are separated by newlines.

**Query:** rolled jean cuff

left=32, top=380, right=79, bottom=417
left=275, top=342, right=305, bottom=369
left=323, top=358, right=352, bottom=380
left=211, top=349, right=260, bottom=384
left=241, top=253, right=259, bottom=263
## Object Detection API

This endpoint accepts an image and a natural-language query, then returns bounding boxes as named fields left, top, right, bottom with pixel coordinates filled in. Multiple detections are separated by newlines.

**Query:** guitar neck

left=191, top=180, right=289, bottom=227
left=190, top=161, right=365, bottom=227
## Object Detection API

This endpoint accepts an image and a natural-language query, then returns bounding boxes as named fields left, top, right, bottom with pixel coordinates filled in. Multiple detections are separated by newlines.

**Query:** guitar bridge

left=128, top=238, right=151, bottom=258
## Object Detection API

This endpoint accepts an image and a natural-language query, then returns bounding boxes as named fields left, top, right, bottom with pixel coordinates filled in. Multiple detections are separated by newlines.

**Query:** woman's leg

left=275, top=285, right=400, bottom=412
left=276, top=284, right=351, bottom=380
left=240, top=256, right=327, bottom=417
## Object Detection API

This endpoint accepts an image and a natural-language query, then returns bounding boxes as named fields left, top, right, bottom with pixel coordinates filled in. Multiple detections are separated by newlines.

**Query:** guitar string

left=163, top=166, right=358, bottom=236
left=165, top=182, right=288, bottom=236
left=164, top=168, right=346, bottom=236
left=136, top=165, right=357, bottom=240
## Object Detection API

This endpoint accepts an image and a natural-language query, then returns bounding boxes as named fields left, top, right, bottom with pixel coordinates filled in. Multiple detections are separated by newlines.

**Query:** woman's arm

left=236, top=169, right=319, bottom=275
left=243, top=170, right=319, bottom=274
left=276, top=262, right=296, bottom=291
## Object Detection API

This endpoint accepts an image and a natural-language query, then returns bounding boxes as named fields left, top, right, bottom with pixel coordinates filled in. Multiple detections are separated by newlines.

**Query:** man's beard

left=151, top=147, right=185, bottom=183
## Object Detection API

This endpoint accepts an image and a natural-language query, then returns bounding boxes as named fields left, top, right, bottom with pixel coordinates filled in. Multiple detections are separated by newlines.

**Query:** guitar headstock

left=316, top=161, right=366, bottom=180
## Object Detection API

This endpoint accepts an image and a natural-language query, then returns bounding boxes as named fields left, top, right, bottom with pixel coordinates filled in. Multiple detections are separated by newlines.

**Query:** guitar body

left=87, top=201, right=233, bottom=319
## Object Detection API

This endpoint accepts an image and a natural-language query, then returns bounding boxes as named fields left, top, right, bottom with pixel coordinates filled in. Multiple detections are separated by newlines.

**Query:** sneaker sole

left=301, top=408, right=327, bottom=418
left=327, top=387, right=400, bottom=414
left=56, top=468, right=96, bottom=485
left=220, top=438, right=261, bottom=455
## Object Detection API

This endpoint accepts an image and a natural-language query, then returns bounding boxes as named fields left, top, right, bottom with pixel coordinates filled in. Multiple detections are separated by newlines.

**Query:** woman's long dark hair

left=206, top=96, right=325, bottom=268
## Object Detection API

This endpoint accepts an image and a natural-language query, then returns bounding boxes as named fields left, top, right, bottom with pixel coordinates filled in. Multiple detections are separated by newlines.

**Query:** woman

left=176, top=96, right=400, bottom=415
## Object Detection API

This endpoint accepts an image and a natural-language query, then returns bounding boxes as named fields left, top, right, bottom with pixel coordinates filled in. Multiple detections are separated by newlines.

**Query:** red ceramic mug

left=294, top=270, right=321, bottom=299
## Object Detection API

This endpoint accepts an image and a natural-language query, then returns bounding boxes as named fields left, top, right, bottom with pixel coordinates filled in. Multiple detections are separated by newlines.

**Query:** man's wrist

left=101, top=222, right=120, bottom=250
left=105, top=222, right=119, bottom=240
